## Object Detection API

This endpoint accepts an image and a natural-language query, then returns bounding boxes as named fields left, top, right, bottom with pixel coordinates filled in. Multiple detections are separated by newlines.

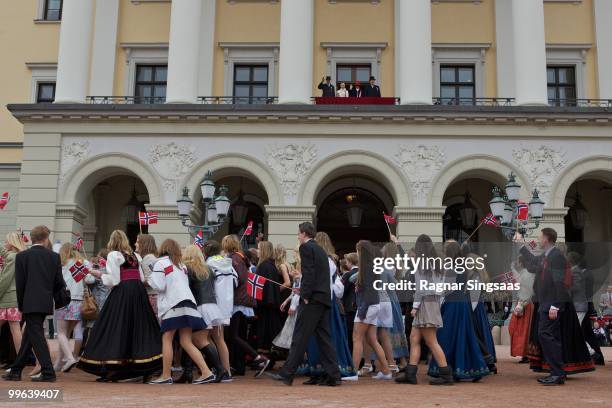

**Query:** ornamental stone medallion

left=59, top=141, right=91, bottom=184
left=394, top=144, right=446, bottom=204
left=149, top=142, right=197, bottom=192
left=266, top=143, right=317, bottom=197
left=512, top=145, right=567, bottom=201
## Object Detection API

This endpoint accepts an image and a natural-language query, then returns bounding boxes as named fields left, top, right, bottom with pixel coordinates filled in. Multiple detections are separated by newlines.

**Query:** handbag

left=54, top=286, right=71, bottom=310
left=81, top=285, right=98, bottom=320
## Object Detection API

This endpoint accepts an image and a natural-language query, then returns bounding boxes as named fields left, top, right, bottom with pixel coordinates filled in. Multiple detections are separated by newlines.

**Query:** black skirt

left=527, top=302, right=595, bottom=375
left=78, top=279, right=162, bottom=377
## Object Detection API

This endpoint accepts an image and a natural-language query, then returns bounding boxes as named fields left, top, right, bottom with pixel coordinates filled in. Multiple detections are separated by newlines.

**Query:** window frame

left=547, top=65, right=577, bottom=106
left=43, top=0, right=63, bottom=21
left=134, top=64, right=168, bottom=104
left=335, top=63, right=372, bottom=88
left=439, top=64, right=476, bottom=104
left=36, top=82, right=56, bottom=103
left=232, top=64, right=270, bottom=104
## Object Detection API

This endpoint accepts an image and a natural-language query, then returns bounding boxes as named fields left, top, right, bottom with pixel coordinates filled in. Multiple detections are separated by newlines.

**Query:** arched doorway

left=315, top=175, right=394, bottom=255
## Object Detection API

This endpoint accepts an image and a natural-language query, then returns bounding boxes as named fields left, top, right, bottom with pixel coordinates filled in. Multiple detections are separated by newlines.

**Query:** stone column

left=278, top=0, right=313, bottom=104
left=266, top=206, right=316, bottom=260
left=495, top=0, right=515, bottom=98
left=538, top=208, right=568, bottom=242
left=145, top=204, right=191, bottom=246
left=89, top=0, right=120, bottom=97
left=396, top=0, right=432, bottom=105
left=594, top=0, right=612, bottom=99
left=166, top=0, right=203, bottom=103
left=54, top=0, right=94, bottom=103
left=512, top=0, right=548, bottom=106
left=53, top=204, right=87, bottom=244
left=394, top=206, right=446, bottom=243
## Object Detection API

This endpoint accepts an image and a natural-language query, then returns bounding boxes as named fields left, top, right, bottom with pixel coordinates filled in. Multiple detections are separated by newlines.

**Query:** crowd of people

left=0, top=222, right=608, bottom=387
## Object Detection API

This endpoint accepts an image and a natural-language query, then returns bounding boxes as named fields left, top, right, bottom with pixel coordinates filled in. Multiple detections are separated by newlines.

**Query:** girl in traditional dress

left=136, top=234, right=159, bottom=317
left=352, top=240, right=392, bottom=381
left=0, top=232, right=26, bottom=364
left=508, top=255, right=535, bottom=362
left=147, top=239, right=214, bottom=385
left=273, top=246, right=301, bottom=350
left=428, top=240, right=490, bottom=382
left=396, top=234, right=452, bottom=385
left=78, top=230, right=162, bottom=381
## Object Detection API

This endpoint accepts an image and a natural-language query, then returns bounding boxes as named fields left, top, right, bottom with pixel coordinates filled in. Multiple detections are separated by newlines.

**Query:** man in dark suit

left=515, top=228, right=569, bottom=385
left=362, top=76, right=381, bottom=97
left=269, top=222, right=341, bottom=386
left=341, top=252, right=358, bottom=351
left=3, top=225, right=65, bottom=382
left=317, top=76, right=335, bottom=97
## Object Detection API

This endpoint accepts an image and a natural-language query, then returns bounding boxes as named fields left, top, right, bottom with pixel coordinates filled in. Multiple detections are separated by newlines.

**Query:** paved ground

left=0, top=344, right=610, bottom=408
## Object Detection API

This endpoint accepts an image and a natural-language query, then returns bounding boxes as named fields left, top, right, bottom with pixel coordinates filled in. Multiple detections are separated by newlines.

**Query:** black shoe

left=518, top=357, right=529, bottom=364
left=593, top=352, right=605, bottom=366
left=303, top=376, right=321, bottom=385
left=430, top=366, right=454, bottom=385
left=266, top=372, right=293, bottom=386
left=395, top=364, right=417, bottom=384
left=318, top=377, right=341, bottom=387
left=488, top=363, right=498, bottom=374
left=2, top=369, right=22, bottom=381
left=537, top=375, right=565, bottom=385
left=31, top=373, right=57, bottom=382
left=253, top=358, right=270, bottom=378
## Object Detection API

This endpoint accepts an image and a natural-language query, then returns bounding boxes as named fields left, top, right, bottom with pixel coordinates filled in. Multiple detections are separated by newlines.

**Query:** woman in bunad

left=136, top=234, right=159, bottom=317
left=253, top=241, right=283, bottom=368
left=222, top=235, right=270, bottom=377
left=176, top=244, right=227, bottom=384
left=53, top=243, right=95, bottom=373
left=78, top=230, right=162, bottom=381
left=147, top=239, right=214, bottom=385
left=428, top=240, right=490, bottom=382
left=508, top=255, right=535, bottom=363
left=300, top=232, right=356, bottom=382
left=273, top=246, right=302, bottom=351
left=0, top=232, right=27, bottom=366
left=464, top=251, right=497, bottom=374
left=352, top=240, right=392, bottom=381
left=203, top=241, right=236, bottom=381
left=396, top=234, right=452, bottom=385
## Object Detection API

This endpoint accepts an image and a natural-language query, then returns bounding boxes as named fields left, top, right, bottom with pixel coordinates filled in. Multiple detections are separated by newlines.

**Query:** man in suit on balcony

left=318, top=76, right=335, bottom=97
left=363, top=76, right=381, bottom=97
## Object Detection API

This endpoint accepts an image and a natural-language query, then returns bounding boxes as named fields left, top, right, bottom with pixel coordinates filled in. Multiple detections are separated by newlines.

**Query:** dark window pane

left=547, top=68, right=555, bottom=84
left=137, top=67, right=152, bottom=82
left=440, top=86, right=455, bottom=99
left=136, top=85, right=151, bottom=98
left=37, top=83, right=55, bottom=103
left=356, top=67, right=370, bottom=82
left=153, top=85, right=166, bottom=98
left=560, top=68, right=575, bottom=84
left=458, top=67, right=474, bottom=83
left=440, top=67, right=455, bottom=83
left=234, top=85, right=250, bottom=97
left=234, top=67, right=250, bottom=82
left=252, top=85, right=267, bottom=97
left=252, top=67, right=268, bottom=82
left=44, top=0, right=62, bottom=20
left=459, top=86, right=474, bottom=99
left=337, top=67, right=351, bottom=82
left=154, top=67, right=167, bottom=82
left=547, top=87, right=557, bottom=100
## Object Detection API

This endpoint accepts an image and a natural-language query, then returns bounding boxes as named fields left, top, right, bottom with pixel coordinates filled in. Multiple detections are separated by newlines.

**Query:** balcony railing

left=84, top=95, right=612, bottom=108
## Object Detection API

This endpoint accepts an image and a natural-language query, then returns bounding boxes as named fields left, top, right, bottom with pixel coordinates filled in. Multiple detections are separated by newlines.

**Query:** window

left=134, top=65, right=167, bottom=104
left=43, top=0, right=62, bottom=21
left=233, top=65, right=269, bottom=104
left=36, top=82, right=56, bottom=103
left=439, top=65, right=475, bottom=105
left=547, top=66, right=576, bottom=106
left=336, top=64, right=371, bottom=88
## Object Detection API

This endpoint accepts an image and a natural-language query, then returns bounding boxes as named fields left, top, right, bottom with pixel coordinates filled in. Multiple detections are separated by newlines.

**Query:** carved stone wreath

left=149, top=142, right=197, bottom=192
left=266, top=143, right=317, bottom=197
left=512, top=145, right=567, bottom=200
left=59, top=141, right=91, bottom=184
left=394, top=144, right=446, bottom=202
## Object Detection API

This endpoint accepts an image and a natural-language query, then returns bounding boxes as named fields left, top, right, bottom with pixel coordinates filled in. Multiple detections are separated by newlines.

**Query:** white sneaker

left=341, top=375, right=358, bottom=381
left=389, top=364, right=400, bottom=373
left=372, top=371, right=393, bottom=380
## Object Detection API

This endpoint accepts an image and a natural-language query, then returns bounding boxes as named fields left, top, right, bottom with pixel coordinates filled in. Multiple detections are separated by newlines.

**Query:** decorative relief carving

left=266, top=143, right=317, bottom=197
left=59, top=142, right=91, bottom=184
left=149, top=142, right=197, bottom=192
left=394, top=145, right=446, bottom=201
left=512, top=146, right=567, bottom=199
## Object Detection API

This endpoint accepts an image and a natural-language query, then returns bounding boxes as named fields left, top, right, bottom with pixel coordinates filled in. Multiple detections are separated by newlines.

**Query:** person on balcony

left=336, top=82, right=349, bottom=98
left=363, top=76, right=381, bottom=97
left=318, top=76, right=335, bottom=97
left=349, top=82, right=362, bottom=98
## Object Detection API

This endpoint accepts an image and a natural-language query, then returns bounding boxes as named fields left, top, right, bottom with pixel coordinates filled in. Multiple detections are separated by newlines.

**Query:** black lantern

left=568, top=192, right=587, bottom=230
left=459, top=192, right=477, bottom=230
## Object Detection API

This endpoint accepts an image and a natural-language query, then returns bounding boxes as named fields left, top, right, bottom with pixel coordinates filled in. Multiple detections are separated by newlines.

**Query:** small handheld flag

left=500, top=271, right=516, bottom=284
left=516, top=201, right=529, bottom=222
left=0, top=192, right=9, bottom=210
left=528, top=240, right=537, bottom=250
left=139, top=211, right=158, bottom=226
left=69, top=261, right=90, bottom=282
left=18, top=228, right=29, bottom=244
left=73, top=235, right=84, bottom=251
left=244, top=221, right=254, bottom=236
left=0, top=256, right=4, bottom=271
left=194, top=231, right=204, bottom=248
left=247, top=271, right=267, bottom=301
left=383, top=213, right=396, bottom=224
left=482, top=213, right=500, bottom=227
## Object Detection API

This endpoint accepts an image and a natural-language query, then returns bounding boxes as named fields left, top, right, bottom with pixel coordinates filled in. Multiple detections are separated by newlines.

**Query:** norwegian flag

left=247, top=271, right=267, bottom=301
left=139, top=212, right=158, bottom=226
left=194, top=231, right=204, bottom=248
left=244, top=221, right=254, bottom=236
left=73, top=235, right=84, bottom=251
left=0, top=192, right=9, bottom=210
left=69, top=261, right=90, bottom=282
left=517, top=201, right=529, bottom=222
left=482, top=213, right=500, bottom=227
left=528, top=240, right=537, bottom=250
left=500, top=271, right=516, bottom=284
left=383, top=213, right=396, bottom=224
left=163, top=265, right=174, bottom=275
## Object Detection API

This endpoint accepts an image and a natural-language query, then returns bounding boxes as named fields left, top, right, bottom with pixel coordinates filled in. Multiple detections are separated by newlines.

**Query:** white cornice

left=120, top=42, right=168, bottom=50
left=320, top=42, right=388, bottom=49
left=25, top=62, right=57, bottom=69
left=218, top=42, right=279, bottom=49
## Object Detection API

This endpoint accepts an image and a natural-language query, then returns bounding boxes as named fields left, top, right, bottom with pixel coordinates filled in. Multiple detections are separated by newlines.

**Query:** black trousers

left=537, top=310, right=564, bottom=376
left=228, top=311, right=258, bottom=375
left=345, top=311, right=355, bottom=352
left=281, top=302, right=340, bottom=380
left=12, top=313, right=53, bottom=374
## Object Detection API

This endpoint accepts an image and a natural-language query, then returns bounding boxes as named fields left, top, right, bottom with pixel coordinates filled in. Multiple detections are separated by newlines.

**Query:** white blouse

left=101, top=251, right=144, bottom=288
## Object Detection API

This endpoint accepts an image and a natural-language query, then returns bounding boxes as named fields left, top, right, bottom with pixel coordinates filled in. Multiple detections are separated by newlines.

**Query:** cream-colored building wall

left=314, top=0, right=395, bottom=96
left=432, top=0, right=497, bottom=97
left=212, top=0, right=281, bottom=96
left=113, top=0, right=171, bottom=95
left=544, top=0, right=597, bottom=98
left=0, top=1, right=59, bottom=144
